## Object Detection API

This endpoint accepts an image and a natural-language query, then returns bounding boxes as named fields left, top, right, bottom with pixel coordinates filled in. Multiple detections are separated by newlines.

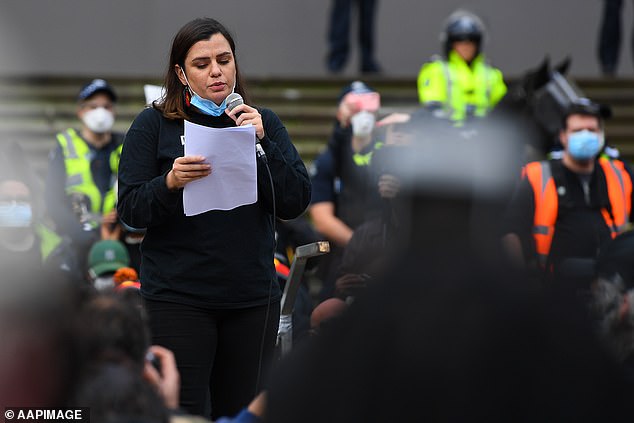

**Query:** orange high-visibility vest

left=523, top=158, right=632, bottom=267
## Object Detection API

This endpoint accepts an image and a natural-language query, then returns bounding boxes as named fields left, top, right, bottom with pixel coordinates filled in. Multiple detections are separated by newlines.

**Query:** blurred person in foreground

left=417, top=9, right=506, bottom=125
left=72, top=289, right=263, bottom=423
left=268, top=251, right=634, bottom=422
left=71, top=291, right=180, bottom=413
left=0, top=265, right=81, bottom=408
left=117, top=17, right=310, bottom=419
left=266, top=100, right=634, bottom=423
left=501, top=98, right=633, bottom=293
left=45, top=78, right=125, bottom=269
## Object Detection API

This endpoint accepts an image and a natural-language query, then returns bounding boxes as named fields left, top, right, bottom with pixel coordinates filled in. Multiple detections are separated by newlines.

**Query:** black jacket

left=117, top=106, right=311, bottom=309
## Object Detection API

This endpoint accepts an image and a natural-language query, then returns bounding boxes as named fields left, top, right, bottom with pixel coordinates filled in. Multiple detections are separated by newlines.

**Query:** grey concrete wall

left=0, top=0, right=631, bottom=79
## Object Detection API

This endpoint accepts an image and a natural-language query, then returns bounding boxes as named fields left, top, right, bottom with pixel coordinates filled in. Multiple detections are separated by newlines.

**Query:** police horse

left=490, top=56, right=610, bottom=162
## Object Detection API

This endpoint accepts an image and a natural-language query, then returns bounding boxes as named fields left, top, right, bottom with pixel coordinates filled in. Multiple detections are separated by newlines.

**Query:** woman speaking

left=117, top=17, right=311, bottom=419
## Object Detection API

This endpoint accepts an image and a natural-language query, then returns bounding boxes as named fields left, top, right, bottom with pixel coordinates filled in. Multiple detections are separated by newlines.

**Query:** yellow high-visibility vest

left=56, top=128, right=121, bottom=216
left=417, top=51, right=507, bottom=122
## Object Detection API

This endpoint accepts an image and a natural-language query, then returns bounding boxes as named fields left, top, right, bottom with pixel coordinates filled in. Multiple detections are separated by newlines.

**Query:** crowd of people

left=2, top=8, right=634, bottom=422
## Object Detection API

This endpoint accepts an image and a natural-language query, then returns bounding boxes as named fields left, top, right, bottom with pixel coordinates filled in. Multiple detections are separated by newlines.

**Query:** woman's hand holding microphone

left=225, top=93, right=265, bottom=140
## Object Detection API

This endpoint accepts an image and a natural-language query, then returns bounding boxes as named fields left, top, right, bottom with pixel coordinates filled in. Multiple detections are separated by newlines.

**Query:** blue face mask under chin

left=181, top=69, right=234, bottom=117
left=0, top=201, right=33, bottom=228
left=567, top=129, right=604, bottom=161
left=190, top=92, right=229, bottom=117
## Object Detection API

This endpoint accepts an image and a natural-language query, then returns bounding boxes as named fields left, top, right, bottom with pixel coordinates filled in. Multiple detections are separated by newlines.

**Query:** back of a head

left=71, top=363, right=169, bottom=423
left=74, top=291, right=150, bottom=373
left=0, top=265, right=82, bottom=407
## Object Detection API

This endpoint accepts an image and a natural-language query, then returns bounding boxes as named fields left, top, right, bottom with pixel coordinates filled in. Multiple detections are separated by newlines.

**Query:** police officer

left=308, top=81, right=383, bottom=300
left=417, top=9, right=507, bottom=124
left=45, top=79, right=124, bottom=269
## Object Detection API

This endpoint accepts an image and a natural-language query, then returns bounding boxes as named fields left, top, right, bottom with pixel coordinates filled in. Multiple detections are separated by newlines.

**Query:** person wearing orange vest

left=501, top=98, right=633, bottom=285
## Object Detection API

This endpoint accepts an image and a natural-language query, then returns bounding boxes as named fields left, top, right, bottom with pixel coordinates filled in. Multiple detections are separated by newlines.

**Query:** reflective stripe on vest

left=524, top=161, right=558, bottom=267
left=35, top=223, right=63, bottom=262
left=598, top=158, right=632, bottom=234
left=56, top=128, right=121, bottom=215
left=438, top=53, right=495, bottom=122
left=352, top=151, right=374, bottom=166
left=439, top=59, right=454, bottom=119
left=352, top=142, right=384, bottom=167
left=524, top=160, right=632, bottom=268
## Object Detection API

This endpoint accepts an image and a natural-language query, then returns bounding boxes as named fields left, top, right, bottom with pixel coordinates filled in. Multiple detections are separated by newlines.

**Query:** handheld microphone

left=226, top=93, right=267, bottom=162
left=226, top=92, right=244, bottom=116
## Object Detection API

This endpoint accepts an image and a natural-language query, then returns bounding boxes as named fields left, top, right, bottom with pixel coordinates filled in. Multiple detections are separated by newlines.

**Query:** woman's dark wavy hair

left=155, top=17, right=250, bottom=120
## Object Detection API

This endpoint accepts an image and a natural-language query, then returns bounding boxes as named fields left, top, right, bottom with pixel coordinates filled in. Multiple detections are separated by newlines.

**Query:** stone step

left=3, top=75, right=634, bottom=186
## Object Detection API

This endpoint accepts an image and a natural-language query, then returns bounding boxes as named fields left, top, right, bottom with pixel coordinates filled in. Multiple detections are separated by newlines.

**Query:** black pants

left=144, top=298, right=280, bottom=420
left=598, top=0, right=634, bottom=74
left=327, top=0, right=378, bottom=71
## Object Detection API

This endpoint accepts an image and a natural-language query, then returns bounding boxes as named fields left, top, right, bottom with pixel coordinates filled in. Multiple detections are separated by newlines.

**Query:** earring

left=183, top=85, right=191, bottom=107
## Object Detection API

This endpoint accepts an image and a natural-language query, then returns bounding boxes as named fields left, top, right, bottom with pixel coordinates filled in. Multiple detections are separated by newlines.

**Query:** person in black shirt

left=117, top=18, right=310, bottom=420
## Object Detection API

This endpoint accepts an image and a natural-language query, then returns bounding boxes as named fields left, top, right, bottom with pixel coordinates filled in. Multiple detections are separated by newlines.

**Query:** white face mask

left=350, top=111, right=376, bottom=137
left=93, top=275, right=115, bottom=291
left=82, top=107, right=115, bottom=133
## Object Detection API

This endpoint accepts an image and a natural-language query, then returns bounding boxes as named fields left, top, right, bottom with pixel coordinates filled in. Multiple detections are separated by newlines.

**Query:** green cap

left=88, top=240, right=130, bottom=277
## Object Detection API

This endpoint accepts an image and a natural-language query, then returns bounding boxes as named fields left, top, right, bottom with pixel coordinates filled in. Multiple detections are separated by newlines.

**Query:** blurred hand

left=376, top=112, right=411, bottom=127
left=336, top=100, right=360, bottom=128
left=335, top=273, right=369, bottom=299
left=378, top=174, right=401, bottom=199
left=166, top=155, right=211, bottom=190
left=143, top=345, right=180, bottom=410
left=101, top=209, right=118, bottom=225
left=100, top=210, right=121, bottom=240
left=247, top=391, right=267, bottom=418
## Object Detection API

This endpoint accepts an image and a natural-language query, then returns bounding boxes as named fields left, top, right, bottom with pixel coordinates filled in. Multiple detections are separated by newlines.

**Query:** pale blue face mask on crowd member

left=0, top=201, right=32, bottom=228
left=567, top=129, right=605, bottom=161
left=181, top=68, right=236, bottom=117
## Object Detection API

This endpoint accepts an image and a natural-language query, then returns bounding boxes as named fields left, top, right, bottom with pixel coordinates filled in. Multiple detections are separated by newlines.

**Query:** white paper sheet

left=183, top=120, right=257, bottom=216
left=143, top=84, right=165, bottom=105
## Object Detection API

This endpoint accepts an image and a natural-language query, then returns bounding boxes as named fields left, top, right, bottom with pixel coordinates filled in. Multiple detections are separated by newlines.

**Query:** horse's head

left=493, top=56, right=585, bottom=157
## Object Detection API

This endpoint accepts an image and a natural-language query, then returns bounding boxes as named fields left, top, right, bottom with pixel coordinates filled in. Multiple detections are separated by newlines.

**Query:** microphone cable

left=225, top=93, right=277, bottom=393
left=254, top=145, right=276, bottom=396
